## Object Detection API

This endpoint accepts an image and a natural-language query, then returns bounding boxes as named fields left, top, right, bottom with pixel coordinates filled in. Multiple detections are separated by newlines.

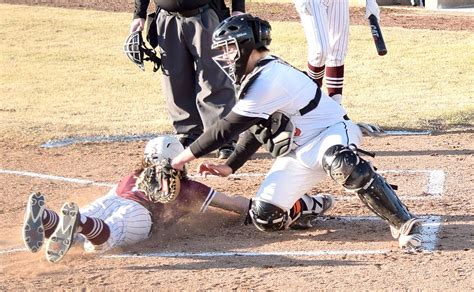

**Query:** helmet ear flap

left=251, top=17, right=271, bottom=49
left=260, top=21, right=272, bottom=46
left=255, top=20, right=261, bottom=45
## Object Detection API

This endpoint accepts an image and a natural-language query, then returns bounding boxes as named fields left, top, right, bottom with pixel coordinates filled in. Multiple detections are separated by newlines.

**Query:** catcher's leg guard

left=322, top=145, right=413, bottom=229
left=248, top=199, right=289, bottom=232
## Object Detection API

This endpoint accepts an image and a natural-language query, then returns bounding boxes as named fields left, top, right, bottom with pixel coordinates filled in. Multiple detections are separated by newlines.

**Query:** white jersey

left=233, top=56, right=347, bottom=147
left=234, top=56, right=362, bottom=210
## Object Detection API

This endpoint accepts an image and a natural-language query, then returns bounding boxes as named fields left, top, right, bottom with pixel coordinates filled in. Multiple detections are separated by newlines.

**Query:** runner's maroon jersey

left=114, top=171, right=213, bottom=224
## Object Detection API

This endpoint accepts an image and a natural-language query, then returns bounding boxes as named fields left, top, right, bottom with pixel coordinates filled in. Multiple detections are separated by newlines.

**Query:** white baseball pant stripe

left=80, top=190, right=152, bottom=252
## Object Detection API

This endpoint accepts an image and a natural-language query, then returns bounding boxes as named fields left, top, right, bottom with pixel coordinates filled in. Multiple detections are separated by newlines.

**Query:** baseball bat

left=368, top=14, right=387, bottom=56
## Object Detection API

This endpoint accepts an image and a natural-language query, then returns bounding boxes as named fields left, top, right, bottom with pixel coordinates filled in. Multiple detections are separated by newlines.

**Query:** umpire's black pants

left=155, top=7, right=236, bottom=140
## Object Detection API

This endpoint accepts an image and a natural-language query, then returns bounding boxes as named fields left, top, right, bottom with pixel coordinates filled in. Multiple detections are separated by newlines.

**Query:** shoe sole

left=22, top=192, right=46, bottom=253
left=45, top=202, right=79, bottom=263
left=390, top=225, right=400, bottom=239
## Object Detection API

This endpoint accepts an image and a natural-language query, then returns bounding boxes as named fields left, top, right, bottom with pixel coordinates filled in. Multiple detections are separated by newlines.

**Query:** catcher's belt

left=136, top=159, right=186, bottom=204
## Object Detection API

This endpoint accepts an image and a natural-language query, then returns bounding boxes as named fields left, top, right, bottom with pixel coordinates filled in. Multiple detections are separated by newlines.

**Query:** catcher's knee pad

left=322, top=144, right=374, bottom=189
left=248, top=199, right=289, bottom=232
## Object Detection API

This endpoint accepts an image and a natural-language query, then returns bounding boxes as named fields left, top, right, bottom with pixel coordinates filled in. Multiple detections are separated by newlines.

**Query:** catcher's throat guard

left=136, top=159, right=186, bottom=204
left=123, top=31, right=161, bottom=72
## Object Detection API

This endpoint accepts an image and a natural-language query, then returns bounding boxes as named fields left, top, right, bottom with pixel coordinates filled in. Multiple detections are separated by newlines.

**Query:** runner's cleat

left=45, top=202, right=80, bottom=263
left=22, top=192, right=46, bottom=253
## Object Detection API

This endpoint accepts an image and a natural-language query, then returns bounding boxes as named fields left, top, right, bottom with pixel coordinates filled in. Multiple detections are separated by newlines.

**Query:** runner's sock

left=79, top=216, right=110, bottom=245
left=42, top=209, right=59, bottom=238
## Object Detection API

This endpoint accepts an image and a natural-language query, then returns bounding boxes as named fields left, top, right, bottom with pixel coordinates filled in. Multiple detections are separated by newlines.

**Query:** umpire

left=130, top=0, right=245, bottom=159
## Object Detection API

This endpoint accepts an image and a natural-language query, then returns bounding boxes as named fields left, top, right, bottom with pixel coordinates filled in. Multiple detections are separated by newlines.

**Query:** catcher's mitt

left=136, top=159, right=186, bottom=204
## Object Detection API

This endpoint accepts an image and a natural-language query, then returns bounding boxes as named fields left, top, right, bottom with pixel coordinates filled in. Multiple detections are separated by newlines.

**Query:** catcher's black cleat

left=45, top=202, right=80, bottom=263
left=290, top=194, right=334, bottom=230
left=22, top=192, right=46, bottom=253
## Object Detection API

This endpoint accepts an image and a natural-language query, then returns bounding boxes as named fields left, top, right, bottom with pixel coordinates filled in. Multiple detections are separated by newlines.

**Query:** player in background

left=293, top=0, right=383, bottom=136
left=129, top=0, right=247, bottom=159
left=171, top=14, right=423, bottom=250
left=22, top=136, right=249, bottom=263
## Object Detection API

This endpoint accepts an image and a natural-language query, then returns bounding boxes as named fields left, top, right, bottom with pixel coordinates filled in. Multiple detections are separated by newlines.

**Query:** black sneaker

left=290, top=194, right=334, bottom=230
left=217, top=144, right=235, bottom=159
left=178, top=136, right=196, bottom=149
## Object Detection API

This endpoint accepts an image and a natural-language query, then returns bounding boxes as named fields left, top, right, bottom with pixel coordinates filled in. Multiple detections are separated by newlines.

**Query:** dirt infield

left=0, top=1, right=473, bottom=290
left=0, top=131, right=474, bottom=290
left=1, top=131, right=473, bottom=289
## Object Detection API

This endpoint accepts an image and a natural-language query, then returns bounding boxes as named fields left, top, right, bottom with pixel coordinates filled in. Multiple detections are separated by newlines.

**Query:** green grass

left=0, top=4, right=473, bottom=145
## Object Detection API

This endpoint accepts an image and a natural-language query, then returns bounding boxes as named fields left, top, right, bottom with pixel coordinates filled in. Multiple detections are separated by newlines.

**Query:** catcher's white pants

left=80, top=189, right=152, bottom=252
left=295, top=0, right=349, bottom=67
left=256, top=120, right=362, bottom=210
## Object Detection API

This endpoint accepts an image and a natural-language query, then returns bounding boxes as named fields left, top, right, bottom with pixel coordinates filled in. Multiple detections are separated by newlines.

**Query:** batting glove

left=365, top=0, right=381, bottom=21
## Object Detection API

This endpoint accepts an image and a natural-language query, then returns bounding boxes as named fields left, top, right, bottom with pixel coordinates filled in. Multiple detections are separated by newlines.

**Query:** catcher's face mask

left=212, top=38, right=242, bottom=84
left=123, top=31, right=161, bottom=72
left=211, top=14, right=272, bottom=85
left=123, top=31, right=146, bottom=71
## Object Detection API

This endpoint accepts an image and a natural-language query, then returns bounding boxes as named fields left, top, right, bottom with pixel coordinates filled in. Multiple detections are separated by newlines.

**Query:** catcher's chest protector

left=238, top=57, right=294, bottom=157
left=239, top=56, right=322, bottom=157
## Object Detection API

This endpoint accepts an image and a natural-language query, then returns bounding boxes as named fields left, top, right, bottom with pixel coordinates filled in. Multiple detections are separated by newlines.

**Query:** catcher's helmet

left=143, top=136, right=184, bottom=166
left=212, top=14, right=272, bottom=85
left=123, top=31, right=161, bottom=72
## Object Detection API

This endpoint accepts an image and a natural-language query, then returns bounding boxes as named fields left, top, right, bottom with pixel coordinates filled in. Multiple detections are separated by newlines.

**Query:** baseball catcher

left=171, top=14, right=422, bottom=250
left=21, top=136, right=249, bottom=263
